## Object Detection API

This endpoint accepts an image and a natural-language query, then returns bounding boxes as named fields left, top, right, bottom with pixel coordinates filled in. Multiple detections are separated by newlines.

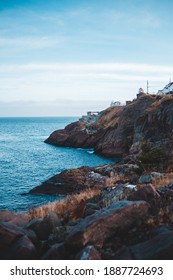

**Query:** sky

left=0, top=0, right=173, bottom=116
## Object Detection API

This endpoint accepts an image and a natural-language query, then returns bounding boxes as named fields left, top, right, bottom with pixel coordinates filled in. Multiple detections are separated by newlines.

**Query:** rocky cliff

left=45, top=94, right=173, bottom=170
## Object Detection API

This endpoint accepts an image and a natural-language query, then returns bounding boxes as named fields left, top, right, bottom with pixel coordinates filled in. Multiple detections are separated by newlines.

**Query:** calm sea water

left=0, top=117, right=115, bottom=212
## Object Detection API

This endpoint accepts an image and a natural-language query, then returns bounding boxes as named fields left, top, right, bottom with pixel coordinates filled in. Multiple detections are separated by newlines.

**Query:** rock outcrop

left=114, top=231, right=173, bottom=260
left=29, top=164, right=140, bottom=195
left=65, top=201, right=149, bottom=251
left=2, top=182, right=173, bottom=260
left=45, top=95, right=173, bottom=169
left=0, top=222, right=38, bottom=260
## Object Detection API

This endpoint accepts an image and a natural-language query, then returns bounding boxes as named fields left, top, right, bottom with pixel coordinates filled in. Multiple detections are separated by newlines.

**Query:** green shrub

left=138, top=141, right=166, bottom=172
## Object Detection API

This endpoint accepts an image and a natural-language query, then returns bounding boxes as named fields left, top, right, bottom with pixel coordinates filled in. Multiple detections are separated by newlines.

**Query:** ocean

left=0, top=117, right=115, bottom=212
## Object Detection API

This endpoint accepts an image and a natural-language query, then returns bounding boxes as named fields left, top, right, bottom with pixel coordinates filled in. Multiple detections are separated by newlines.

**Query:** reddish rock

left=0, top=221, right=37, bottom=248
left=69, top=199, right=86, bottom=220
left=0, top=222, right=38, bottom=260
left=127, top=184, right=160, bottom=208
left=29, top=164, right=140, bottom=196
left=0, top=222, right=23, bottom=251
left=0, top=210, right=17, bottom=222
left=65, top=200, right=149, bottom=251
left=0, top=210, right=29, bottom=226
left=45, top=95, right=173, bottom=169
left=76, top=245, right=101, bottom=260
left=3, top=235, right=38, bottom=260
left=114, top=231, right=173, bottom=260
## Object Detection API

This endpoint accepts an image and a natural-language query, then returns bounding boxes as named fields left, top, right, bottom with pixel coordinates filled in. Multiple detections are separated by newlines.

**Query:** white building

left=157, top=82, right=173, bottom=95
left=110, top=101, right=121, bottom=107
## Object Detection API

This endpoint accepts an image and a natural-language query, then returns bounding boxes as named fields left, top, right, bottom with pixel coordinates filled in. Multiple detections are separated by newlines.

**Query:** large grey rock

left=99, top=184, right=135, bottom=208
left=65, top=200, right=149, bottom=251
left=138, top=175, right=152, bottom=184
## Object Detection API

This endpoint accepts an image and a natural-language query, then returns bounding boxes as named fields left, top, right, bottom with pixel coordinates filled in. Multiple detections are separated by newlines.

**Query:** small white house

left=157, top=82, right=173, bottom=95
left=110, top=101, right=121, bottom=107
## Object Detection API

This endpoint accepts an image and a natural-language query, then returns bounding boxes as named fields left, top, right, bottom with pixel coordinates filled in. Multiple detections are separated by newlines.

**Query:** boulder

left=0, top=222, right=23, bottom=251
left=65, top=200, right=149, bottom=251
left=138, top=175, right=152, bottom=184
left=128, top=184, right=160, bottom=208
left=0, top=222, right=38, bottom=260
left=114, top=231, right=173, bottom=260
left=3, top=235, right=38, bottom=260
left=76, top=245, right=101, bottom=260
left=42, top=243, right=66, bottom=260
left=43, top=211, right=61, bottom=228
left=0, top=210, right=17, bottom=222
left=0, top=210, right=29, bottom=226
left=25, top=212, right=61, bottom=240
left=99, top=184, right=135, bottom=208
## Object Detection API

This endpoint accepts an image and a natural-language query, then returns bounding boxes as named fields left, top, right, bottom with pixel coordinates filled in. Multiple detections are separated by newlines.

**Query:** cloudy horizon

left=0, top=0, right=173, bottom=116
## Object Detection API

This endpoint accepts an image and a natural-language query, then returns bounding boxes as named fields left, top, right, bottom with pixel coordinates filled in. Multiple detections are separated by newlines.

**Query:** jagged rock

left=42, top=243, right=66, bottom=260
left=0, top=222, right=23, bottom=251
left=0, top=221, right=37, bottom=248
left=127, top=184, right=160, bottom=209
left=0, top=210, right=29, bottom=226
left=43, top=211, right=61, bottom=228
left=0, top=222, right=38, bottom=260
left=29, top=164, right=140, bottom=196
left=76, top=245, right=101, bottom=260
left=26, top=214, right=61, bottom=240
left=65, top=200, right=149, bottom=251
left=0, top=210, right=17, bottom=222
left=84, top=202, right=100, bottom=217
left=3, top=235, right=38, bottom=260
left=44, top=95, right=173, bottom=170
left=48, top=226, right=72, bottom=244
left=114, top=231, right=173, bottom=260
left=99, top=184, right=135, bottom=208
left=138, top=175, right=152, bottom=184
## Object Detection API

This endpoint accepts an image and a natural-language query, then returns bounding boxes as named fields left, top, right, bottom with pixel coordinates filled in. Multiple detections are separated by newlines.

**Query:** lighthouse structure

left=137, top=88, right=145, bottom=99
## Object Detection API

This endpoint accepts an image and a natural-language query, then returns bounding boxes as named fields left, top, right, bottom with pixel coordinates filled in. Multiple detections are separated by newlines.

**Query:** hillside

left=45, top=94, right=173, bottom=170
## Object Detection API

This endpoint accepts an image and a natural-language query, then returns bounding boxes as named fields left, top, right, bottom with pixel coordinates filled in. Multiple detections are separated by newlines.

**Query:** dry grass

left=28, top=188, right=101, bottom=221
left=152, top=173, right=173, bottom=189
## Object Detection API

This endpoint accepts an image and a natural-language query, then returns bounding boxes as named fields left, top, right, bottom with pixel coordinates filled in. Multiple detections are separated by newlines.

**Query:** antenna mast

left=147, top=80, right=149, bottom=94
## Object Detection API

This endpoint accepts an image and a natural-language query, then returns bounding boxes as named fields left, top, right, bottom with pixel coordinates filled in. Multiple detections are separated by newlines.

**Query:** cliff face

left=45, top=94, right=173, bottom=168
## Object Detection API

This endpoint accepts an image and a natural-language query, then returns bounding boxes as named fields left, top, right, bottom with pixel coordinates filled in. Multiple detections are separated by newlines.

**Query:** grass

left=28, top=188, right=101, bottom=221
left=152, top=173, right=173, bottom=189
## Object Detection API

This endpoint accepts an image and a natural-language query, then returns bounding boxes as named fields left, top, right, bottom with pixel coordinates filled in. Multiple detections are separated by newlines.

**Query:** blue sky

left=0, top=0, right=173, bottom=116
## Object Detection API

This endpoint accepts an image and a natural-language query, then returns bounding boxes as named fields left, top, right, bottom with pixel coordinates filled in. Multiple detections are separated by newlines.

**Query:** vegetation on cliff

left=45, top=94, right=173, bottom=171
left=2, top=93, right=173, bottom=260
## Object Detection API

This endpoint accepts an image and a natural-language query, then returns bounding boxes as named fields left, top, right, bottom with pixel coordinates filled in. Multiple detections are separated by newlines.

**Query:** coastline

left=1, top=94, right=173, bottom=259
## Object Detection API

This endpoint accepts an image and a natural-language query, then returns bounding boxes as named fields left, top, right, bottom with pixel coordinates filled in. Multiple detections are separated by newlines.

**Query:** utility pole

left=147, top=80, right=149, bottom=94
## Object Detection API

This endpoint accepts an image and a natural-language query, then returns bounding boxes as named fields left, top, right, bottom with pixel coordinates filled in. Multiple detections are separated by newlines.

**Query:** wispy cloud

left=1, top=62, right=173, bottom=74
left=0, top=36, right=65, bottom=49
left=0, top=62, right=171, bottom=106
left=105, top=9, right=161, bottom=29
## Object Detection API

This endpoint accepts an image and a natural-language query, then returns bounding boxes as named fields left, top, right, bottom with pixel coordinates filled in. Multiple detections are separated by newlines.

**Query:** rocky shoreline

left=44, top=94, right=173, bottom=168
left=1, top=93, right=173, bottom=259
left=1, top=163, right=173, bottom=260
